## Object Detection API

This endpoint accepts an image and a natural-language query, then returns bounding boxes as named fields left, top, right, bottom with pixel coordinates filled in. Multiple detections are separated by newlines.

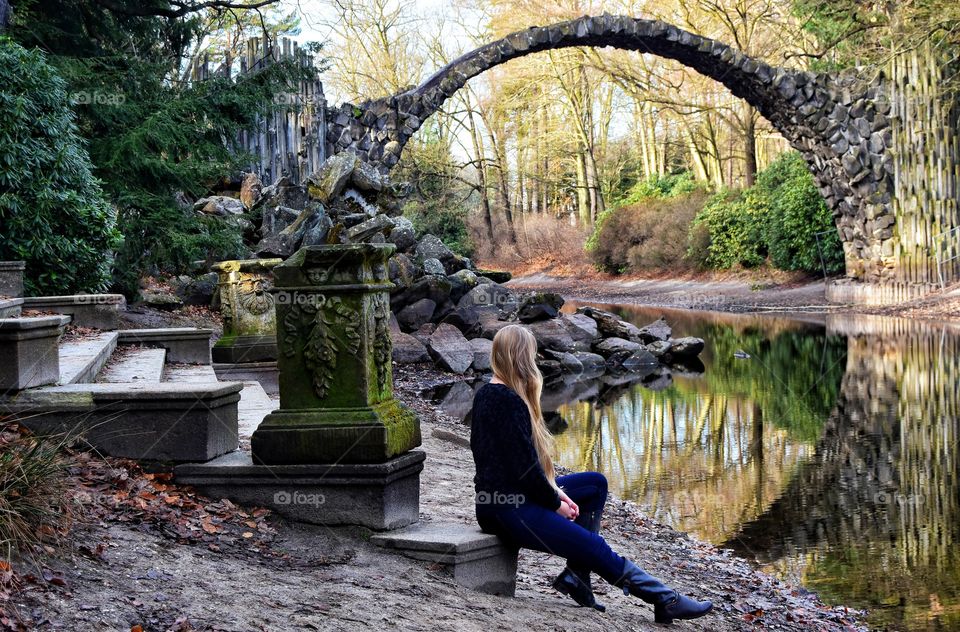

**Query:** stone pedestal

left=211, top=258, right=283, bottom=363
left=251, top=244, right=421, bottom=465
left=0, top=315, right=69, bottom=391
left=0, top=261, right=25, bottom=298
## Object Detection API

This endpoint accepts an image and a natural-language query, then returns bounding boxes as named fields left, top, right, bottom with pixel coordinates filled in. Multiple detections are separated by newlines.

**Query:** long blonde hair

left=490, top=325, right=556, bottom=485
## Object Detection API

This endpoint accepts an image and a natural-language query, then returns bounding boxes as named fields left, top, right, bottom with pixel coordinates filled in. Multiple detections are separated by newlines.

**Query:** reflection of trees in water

left=552, top=322, right=846, bottom=545
left=727, top=316, right=960, bottom=630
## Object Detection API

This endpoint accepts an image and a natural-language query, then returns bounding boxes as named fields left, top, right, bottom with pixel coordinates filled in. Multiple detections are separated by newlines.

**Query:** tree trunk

left=466, top=103, right=494, bottom=244
left=575, top=148, right=590, bottom=224
left=742, top=102, right=758, bottom=187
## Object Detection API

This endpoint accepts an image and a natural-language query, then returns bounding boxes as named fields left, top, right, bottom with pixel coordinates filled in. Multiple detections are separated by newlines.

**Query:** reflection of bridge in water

left=724, top=315, right=960, bottom=627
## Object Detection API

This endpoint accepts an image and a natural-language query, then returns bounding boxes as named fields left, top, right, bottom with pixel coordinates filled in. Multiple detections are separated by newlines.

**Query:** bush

left=591, top=190, right=711, bottom=273
left=0, top=39, right=120, bottom=295
left=690, top=152, right=845, bottom=274
left=690, top=188, right=769, bottom=269
left=759, top=152, right=845, bottom=274
left=403, top=200, right=473, bottom=257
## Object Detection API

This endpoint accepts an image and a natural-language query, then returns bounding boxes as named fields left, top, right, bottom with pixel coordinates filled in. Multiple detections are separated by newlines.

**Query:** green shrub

left=690, top=188, right=769, bottom=269
left=759, top=152, right=845, bottom=274
left=590, top=190, right=711, bottom=273
left=0, top=39, right=120, bottom=295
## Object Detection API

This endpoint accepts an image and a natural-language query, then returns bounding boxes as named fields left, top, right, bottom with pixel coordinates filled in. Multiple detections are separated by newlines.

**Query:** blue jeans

left=476, top=472, right=626, bottom=585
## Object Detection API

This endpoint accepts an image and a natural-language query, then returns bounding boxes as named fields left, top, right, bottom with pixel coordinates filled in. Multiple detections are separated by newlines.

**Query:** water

left=425, top=304, right=960, bottom=631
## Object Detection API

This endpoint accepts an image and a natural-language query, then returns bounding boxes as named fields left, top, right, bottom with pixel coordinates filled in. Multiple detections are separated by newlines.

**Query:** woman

left=470, top=325, right=712, bottom=623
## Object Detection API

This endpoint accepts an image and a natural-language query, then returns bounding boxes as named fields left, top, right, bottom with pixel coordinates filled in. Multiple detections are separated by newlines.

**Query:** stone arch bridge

left=320, top=14, right=960, bottom=302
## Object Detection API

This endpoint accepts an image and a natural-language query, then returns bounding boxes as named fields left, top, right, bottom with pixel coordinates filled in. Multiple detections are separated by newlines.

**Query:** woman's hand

left=558, top=490, right=579, bottom=520
left=556, top=499, right=577, bottom=520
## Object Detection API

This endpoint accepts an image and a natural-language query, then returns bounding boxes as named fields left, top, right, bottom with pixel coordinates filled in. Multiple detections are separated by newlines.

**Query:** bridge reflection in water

left=547, top=305, right=960, bottom=631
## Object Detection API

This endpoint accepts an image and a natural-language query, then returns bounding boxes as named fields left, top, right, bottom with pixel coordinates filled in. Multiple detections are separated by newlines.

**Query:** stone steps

left=97, top=347, right=166, bottom=383
left=58, top=331, right=119, bottom=385
left=162, top=363, right=219, bottom=382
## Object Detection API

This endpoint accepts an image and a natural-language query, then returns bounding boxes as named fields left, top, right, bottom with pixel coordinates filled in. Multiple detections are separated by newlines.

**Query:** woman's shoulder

left=475, top=382, right=523, bottom=405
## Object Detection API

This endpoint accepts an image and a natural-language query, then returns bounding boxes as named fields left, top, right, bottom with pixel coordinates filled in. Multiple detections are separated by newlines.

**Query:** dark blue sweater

left=470, top=382, right=561, bottom=510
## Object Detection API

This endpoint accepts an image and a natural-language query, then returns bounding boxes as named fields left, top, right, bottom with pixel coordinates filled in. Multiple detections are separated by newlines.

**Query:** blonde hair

left=490, top=324, right=556, bottom=485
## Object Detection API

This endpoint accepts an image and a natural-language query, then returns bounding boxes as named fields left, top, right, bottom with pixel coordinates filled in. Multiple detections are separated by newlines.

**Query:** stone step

left=370, top=522, right=517, bottom=596
left=235, top=381, right=278, bottom=439
left=59, top=331, right=119, bottom=385
left=96, top=347, right=166, bottom=383
left=5, top=381, right=242, bottom=462
left=117, top=328, right=213, bottom=364
left=162, top=363, right=219, bottom=382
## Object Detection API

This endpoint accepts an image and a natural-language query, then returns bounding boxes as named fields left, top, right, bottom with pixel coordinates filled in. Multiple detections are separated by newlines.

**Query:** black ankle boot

left=552, top=567, right=606, bottom=612
left=615, top=559, right=712, bottom=623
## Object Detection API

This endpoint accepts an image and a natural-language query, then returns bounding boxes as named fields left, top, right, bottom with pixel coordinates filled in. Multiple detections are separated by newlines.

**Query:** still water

left=426, top=304, right=960, bottom=631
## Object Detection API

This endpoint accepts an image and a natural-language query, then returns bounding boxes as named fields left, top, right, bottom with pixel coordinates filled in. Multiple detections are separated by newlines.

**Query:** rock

left=572, top=351, right=606, bottom=373
left=345, top=214, right=394, bottom=243
left=543, top=349, right=583, bottom=373
left=517, top=292, right=564, bottom=323
left=646, top=339, right=673, bottom=357
left=195, top=195, right=245, bottom=216
left=468, top=337, right=493, bottom=371
left=620, top=348, right=658, bottom=371
left=458, top=283, right=514, bottom=312
left=388, top=253, right=421, bottom=291
left=396, top=298, right=436, bottom=332
left=240, top=172, right=263, bottom=209
left=173, top=272, right=217, bottom=306
left=260, top=205, right=300, bottom=237
left=300, top=211, right=334, bottom=246
left=391, top=275, right=452, bottom=312
left=669, top=337, right=705, bottom=358
left=341, top=213, right=370, bottom=228
left=306, top=153, right=358, bottom=204
left=637, top=317, right=672, bottom=343
left=415, top=234, right=456, bottom=265
left=411, top=323, right=437, bottom=345
left=441, top=306, right=482, bottom=335
left=576, top=306, right=643, bottom=341
left=477, top=310, right=513, bottom=340
left=561, top=313, right=599, bottom=347
left=594, top=337, right=642, bottom=360
left=261, top=176, right=309, bottom=211
left=426, top=323, right=474, bottom=374
left=140, top=290, right=183, bottom=311
left=642, top=368, right=673, bottom=391
left=527, top=319, right=576, bottom=352
left=475, top=269, right=512, bottom=283
left=391, top=331, right=430, bottom=364
left=422, top=257, right=446, bottom=276
left=255, top=230, right=302, bottom=259
left=351, top=160, right=385, bottom=192
left=447, top=269, right=479, bottom=304
left=386, top=217, right=417, bottom=252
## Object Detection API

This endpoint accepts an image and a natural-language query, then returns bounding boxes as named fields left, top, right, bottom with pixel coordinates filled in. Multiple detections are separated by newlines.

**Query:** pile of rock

left=188, top=154, right=704, bottom=379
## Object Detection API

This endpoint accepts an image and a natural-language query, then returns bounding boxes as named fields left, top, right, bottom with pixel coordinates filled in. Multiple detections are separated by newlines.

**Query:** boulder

left=391, top=275, right=452, bottom=312
left=426, top=323, right=474, bottom=374
left=441, top=305, right=482, bottom=335
left=300, top=211, right=333, bottom=247
left=260, top=205, right=300, bottom=237
left=468, top=337, right=493, bottom=371
left=642, top=368, right=673, bottom=391
left=576, top=306, right=643, bottom=341
left=255, top=229, right=302, bottom=259
left=422, top=257, right=446, bottom=276
left=140, top=290, right=183, bottom=311
left=571, top=351, right=606, bottom=373
left=386, top=217, right=417, bottom=252
left=543, top=349, right=583, bottom=373
left=517, top=292, right=564, bottom=323
left=173, top=272, right=217, bottom=307
left=475, top=269, right=512, bottom=283
left=391, top=331, right=430, bottom=364
left=388, top=253, right=421, bottom=291
left=351, top=160, right=385, bottom=192
left=415, top=234, right=454, bottom=262
left=458, top=283, right=514, bottom=312
left=669, top=337, right=705, bottom=358
left=646, top=339, right=673, bottom=358
left=477, top=310, right=513, bottom=340
left=396, top=298, right=436, bottom=332
left=637, top=317, right=672, bottom=343
left=528, top=319, right=576, bottom=352
left=195, top=195, right=245, bottom=216
left=561, top=313, right=600, bottom=348
left=345, top=214, right=394, bottom=243
left=306, top=153, right=358, bottom=204
left=411, top=323, right=437, bottom=345
left=240, top=172, right=263, bottom=209
left=594, top=337, right=642, bottom=359
left=620, top=348, right=658, bottom=371
left=260, top=176, right=309, bottom=211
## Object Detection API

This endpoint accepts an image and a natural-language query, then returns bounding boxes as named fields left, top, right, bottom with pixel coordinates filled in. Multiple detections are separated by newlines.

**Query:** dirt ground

left=508, top=272, right=960, bottom=321
left=4, top=360, right=866, bottom=632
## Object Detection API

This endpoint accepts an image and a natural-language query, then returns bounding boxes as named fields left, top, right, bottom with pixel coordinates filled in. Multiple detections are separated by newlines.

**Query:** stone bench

left=118, top=328, right=213, bottom=364
left=22, top=294, right=125, bottom=330
left=371, top=523, right=518, bottom=596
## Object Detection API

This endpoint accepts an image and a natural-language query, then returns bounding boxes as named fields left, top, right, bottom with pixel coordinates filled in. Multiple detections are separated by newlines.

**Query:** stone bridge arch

left=322, top=14, right=959, bottom=298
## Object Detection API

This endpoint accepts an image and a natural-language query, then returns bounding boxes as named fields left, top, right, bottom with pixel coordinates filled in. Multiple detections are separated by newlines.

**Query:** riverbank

left=4, top=362, right=866, bottom=630
left=508, top=272, right=960, bottom=321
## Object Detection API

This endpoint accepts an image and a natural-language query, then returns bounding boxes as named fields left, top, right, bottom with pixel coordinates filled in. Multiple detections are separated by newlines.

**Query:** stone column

left=251, top=244, right=421, bottom=464
left=0, top=261, right=25, bottom=298
left=211, top=258, right=283, bottom=363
